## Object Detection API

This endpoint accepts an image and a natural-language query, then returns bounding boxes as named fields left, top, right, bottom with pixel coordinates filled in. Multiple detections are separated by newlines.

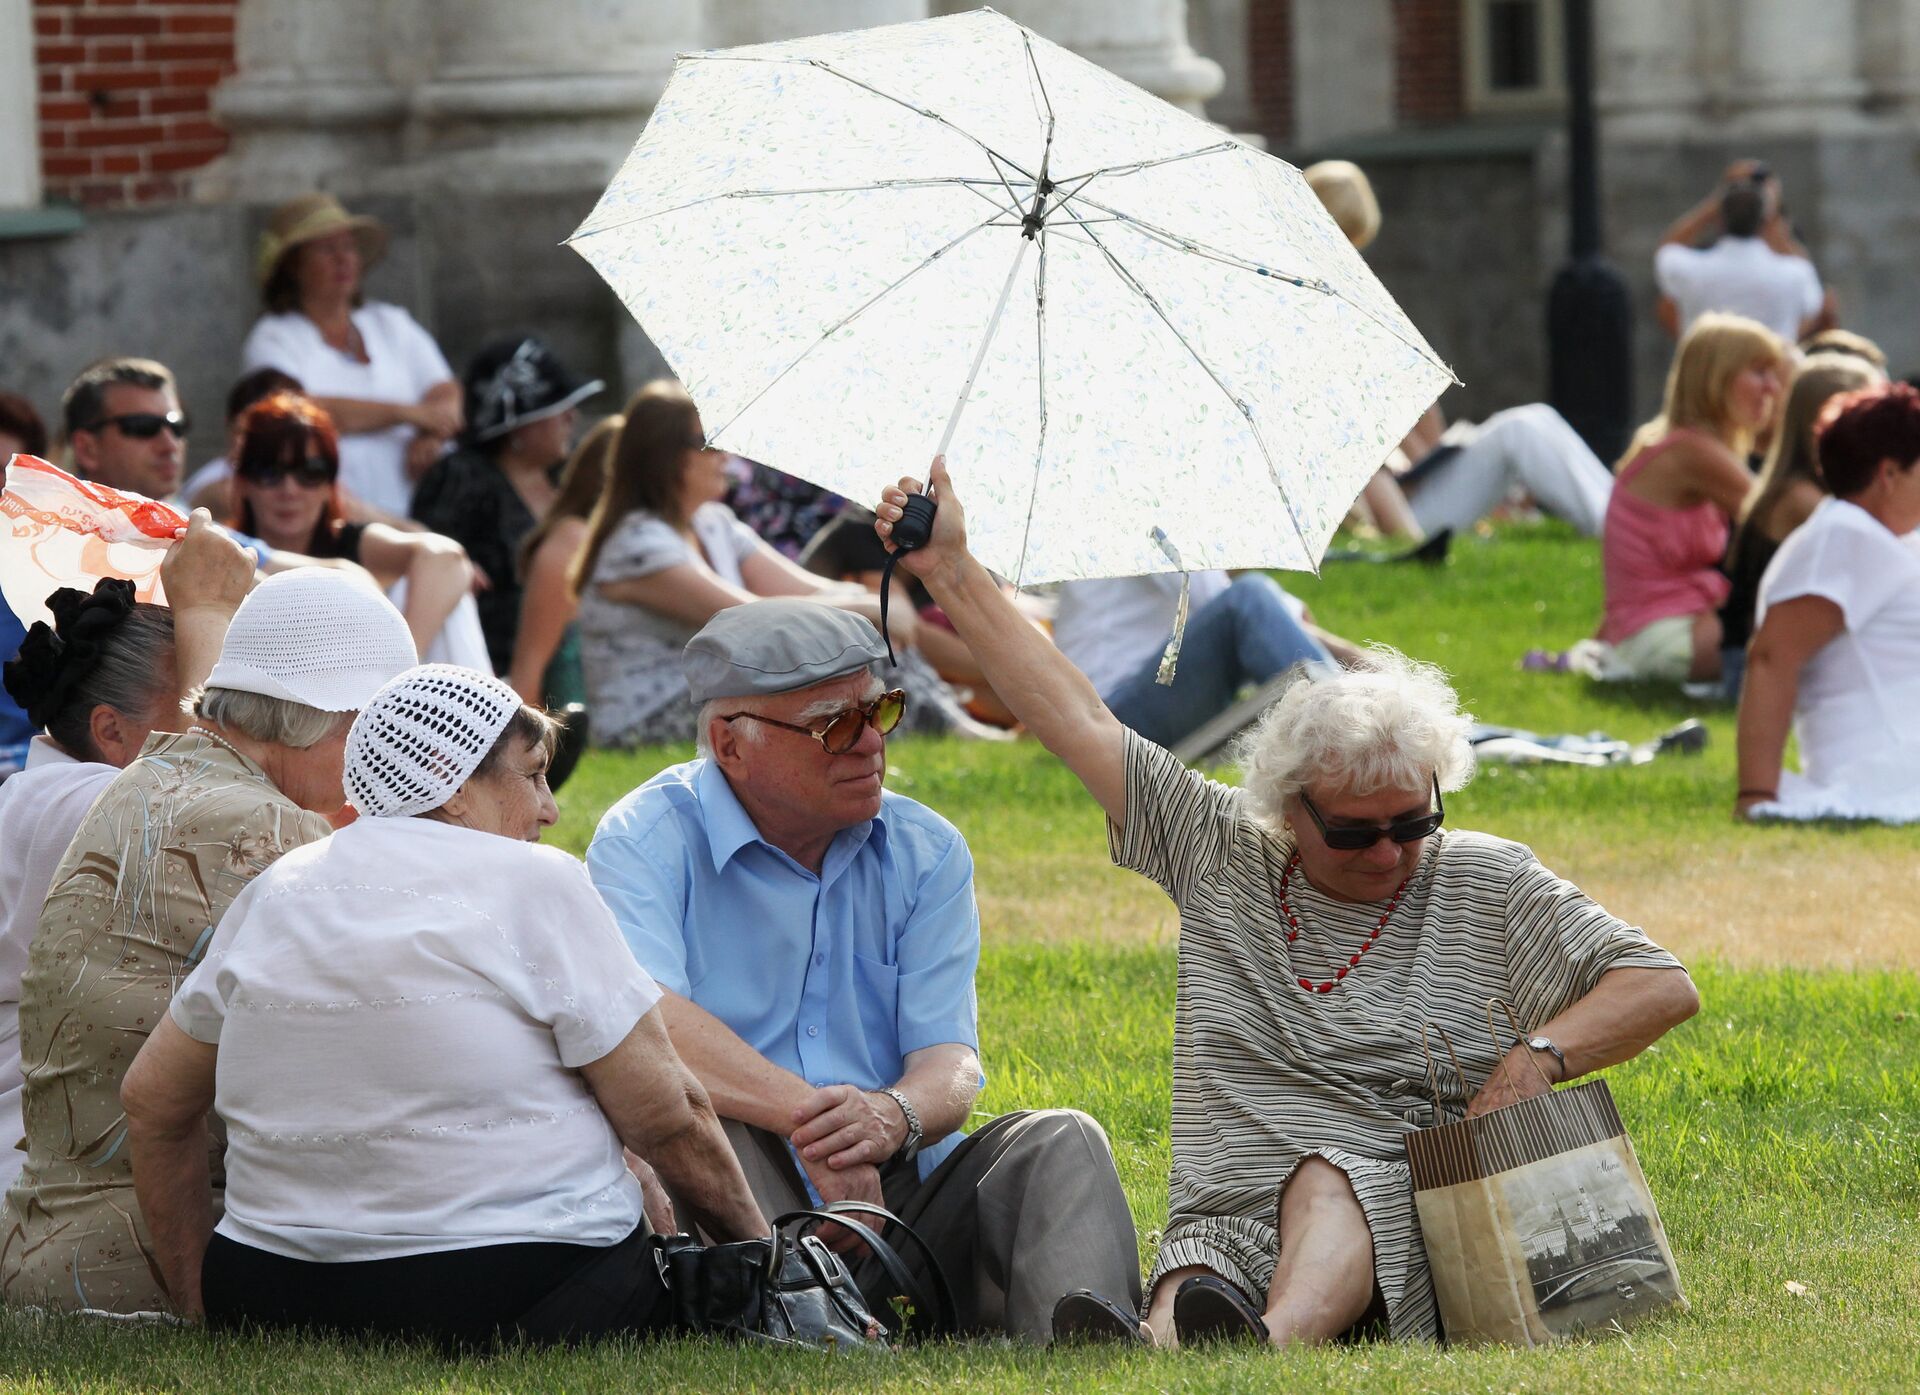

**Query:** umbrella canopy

left=569, top=7, right=1455, bottom=586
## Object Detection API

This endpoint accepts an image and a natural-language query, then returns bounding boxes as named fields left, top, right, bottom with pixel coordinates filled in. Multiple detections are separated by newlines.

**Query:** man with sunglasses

left=586, top=599, right=1142, bottom=1344
left=61, top=358, right=192, bottom=504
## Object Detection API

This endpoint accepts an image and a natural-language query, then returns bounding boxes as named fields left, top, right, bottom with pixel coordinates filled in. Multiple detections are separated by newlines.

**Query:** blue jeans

left=1104, top=575, right=1331, bottom=748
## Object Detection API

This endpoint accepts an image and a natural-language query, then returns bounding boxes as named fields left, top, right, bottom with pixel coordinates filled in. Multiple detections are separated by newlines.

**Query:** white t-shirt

left=1053, top=571, right=1311, bottom=698
left=1754, top=498, right=1920, bottom=817
left=0, top=738, right=117, bottom=1191
left=240, top=303, right=454, bottom=519
left=170, top=816, right=660, bottom=1262
left=1653, top=237, right=1823, bottom=342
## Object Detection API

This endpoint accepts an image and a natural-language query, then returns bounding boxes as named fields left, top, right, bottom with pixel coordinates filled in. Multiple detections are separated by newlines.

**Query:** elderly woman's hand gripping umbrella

left=877, top=463, right=1700, bottom=1349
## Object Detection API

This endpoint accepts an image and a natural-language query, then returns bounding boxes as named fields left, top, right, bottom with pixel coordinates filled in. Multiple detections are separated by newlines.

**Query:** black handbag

left=653, top=1203, right=952, bottom=1351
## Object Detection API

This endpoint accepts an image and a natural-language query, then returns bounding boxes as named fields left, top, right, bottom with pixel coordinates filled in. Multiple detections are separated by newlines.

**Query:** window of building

left=1463, top=0, right=1564, bottom=114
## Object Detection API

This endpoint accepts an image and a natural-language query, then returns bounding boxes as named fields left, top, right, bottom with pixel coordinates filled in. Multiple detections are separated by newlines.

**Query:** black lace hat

left=462, top=336, right=605, bottom=445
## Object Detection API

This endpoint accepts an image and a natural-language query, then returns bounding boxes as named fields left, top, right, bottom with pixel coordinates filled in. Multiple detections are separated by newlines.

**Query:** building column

left=939, top=0, right=1224, bottom=115
left=208, top=0, right=412, bottom=201
left=1730, top=0, right=1866, bottom=126
left=408, top=0, right=703, bottom=192
left=1859, top=0, right=1920, bottom=115
left=702, top=1, right=929, bottom=48
left=0, top=0, right=40, bottom=209
left=1595, top=0, right=1704, bottom=136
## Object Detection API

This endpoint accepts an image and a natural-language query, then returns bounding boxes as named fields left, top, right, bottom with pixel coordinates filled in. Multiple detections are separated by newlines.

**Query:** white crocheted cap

left=203, top=568, right=417, bottom=711
left=345, top=663, right=523, bottom=818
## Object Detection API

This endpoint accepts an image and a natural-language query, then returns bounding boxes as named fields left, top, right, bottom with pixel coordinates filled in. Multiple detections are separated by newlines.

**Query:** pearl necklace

left=1276, top=852, right=1414, bottom=995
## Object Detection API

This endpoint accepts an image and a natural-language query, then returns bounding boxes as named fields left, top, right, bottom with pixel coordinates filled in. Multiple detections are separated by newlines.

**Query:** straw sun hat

left=255, top=192, right=390, bottom=288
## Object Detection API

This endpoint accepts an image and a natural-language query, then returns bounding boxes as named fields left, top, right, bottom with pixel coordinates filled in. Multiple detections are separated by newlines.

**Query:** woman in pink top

left=1586, top=313, right=1789, bottom=683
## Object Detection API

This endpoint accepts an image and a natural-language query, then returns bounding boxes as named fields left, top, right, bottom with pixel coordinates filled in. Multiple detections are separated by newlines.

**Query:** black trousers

left=202, top=1227, right=671, bottom=1351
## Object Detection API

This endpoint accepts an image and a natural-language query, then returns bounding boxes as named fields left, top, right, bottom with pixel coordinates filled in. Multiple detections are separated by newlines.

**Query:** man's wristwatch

left=1520, top=1034, right=1568, bottom=1081
left=878, top=1087, right=923, bottom=1162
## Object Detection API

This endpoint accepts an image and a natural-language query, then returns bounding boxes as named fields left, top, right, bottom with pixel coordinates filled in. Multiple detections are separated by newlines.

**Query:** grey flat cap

left=684, top=600, right=887, bottom=703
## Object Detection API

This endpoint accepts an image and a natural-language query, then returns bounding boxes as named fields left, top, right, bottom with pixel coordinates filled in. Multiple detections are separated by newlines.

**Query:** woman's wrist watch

left=1519, top=1034, right=1569, bottom=1081
left=879, top=1087, right=923, bottom=1161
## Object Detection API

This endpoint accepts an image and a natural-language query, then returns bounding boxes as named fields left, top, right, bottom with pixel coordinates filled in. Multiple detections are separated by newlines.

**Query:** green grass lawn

left=3, top=524, right=1916, bottom=1392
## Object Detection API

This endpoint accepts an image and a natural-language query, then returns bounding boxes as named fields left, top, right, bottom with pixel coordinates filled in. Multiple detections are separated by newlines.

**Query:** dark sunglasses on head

left=723, top=688, right=907, bottom=755
left=237, top=456, right=336, bottom=488
left=84, top=410, right=189, bottom=441
left=1299, top=775, right=1444, bottom=851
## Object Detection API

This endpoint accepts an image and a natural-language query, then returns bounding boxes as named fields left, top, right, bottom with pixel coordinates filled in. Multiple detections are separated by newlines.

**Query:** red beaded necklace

left=1276, top=852, right=1414, bottom=995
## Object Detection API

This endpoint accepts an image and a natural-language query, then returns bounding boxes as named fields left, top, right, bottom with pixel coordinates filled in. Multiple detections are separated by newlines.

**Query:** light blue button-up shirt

left=587, top=757, right=981, bottom=1178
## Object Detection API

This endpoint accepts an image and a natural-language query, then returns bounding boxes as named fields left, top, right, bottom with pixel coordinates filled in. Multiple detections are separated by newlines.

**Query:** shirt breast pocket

left=850, top=951, right=900, bottom=1057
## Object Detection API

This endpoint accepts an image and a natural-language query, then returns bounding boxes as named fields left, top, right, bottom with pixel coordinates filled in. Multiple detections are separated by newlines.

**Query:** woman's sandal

left=1051, top=1289, right=1147, bottom=1344
left=1172, top=1275, right=1270, bottom=1345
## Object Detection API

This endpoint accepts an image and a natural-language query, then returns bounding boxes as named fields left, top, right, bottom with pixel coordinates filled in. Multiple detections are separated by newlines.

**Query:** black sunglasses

left=84, top=410, right=189, bottom=441
left=237, top=455, right=336, bottom=487
left=723, top=689, right=907, bottom=755
left=1299, top=775, right=1444, bottom=851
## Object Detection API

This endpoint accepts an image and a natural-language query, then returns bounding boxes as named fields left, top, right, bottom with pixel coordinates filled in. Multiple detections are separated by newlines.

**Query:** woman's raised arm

left=878, top=458, right=1129, bottom=824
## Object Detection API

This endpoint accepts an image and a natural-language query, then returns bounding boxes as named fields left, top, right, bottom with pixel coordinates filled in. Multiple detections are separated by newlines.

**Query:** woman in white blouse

left=1737, top=383, right=1920, bottom=822
left=122, top=666, right=765, bottom=1347
left=570, top=380, right=987, bottom=748
left=241, top=194, right=462, bottom=521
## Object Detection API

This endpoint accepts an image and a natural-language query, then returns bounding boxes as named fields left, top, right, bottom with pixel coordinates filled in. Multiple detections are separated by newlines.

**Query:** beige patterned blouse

left=0, top=729, right=330, bottom=1315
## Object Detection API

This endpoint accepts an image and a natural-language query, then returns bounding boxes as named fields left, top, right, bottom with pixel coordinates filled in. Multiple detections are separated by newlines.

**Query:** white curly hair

left=1234, top=646, right=1476, bottom=831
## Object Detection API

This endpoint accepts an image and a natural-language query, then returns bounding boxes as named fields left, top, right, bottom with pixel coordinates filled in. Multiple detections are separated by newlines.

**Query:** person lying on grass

left=585, top=599, right=1144, bottom=1344
left=123, top=665, right=765, bottom=1348
left=874, top=461, right=1701, bottom=1349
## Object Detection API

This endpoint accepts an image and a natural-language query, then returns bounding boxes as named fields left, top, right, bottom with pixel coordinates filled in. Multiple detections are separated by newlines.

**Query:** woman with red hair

left=231, top=392, right=481, bottom=663
left=1736, top=383, right=1920, bottom=821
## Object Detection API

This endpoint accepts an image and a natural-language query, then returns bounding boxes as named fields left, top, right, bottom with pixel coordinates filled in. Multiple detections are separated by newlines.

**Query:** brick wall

left=1394, top=0, right=1464, bottom=126
left=1246, top=0, right=1293, bottom=147
left=33, top=0, right=238, bottom=208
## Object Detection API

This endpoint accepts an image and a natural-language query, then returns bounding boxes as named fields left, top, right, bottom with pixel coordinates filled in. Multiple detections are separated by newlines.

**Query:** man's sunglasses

left=237, top=456, right=336, bottom=488
left=1299, top=775, right=1444, bottom=851
left=723, top=688, right=907, bottom=755
left=83, top=411, right=190, bottom=440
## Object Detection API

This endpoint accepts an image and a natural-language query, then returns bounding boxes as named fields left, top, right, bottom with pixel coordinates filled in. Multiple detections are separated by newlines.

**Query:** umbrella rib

left=690, top=53, right=1037, bottom=184
left=569, top=176, right=1018, bottom=242
left=1011, top=219, right=1049, bottom=592
left=1050, top=139, right=1241, bottom=190
left=1062, top=192, right=1456, bottom=379
left=1057, top=202, right=1318, bottom=569
left=702, top=191, right=1031, bottom=447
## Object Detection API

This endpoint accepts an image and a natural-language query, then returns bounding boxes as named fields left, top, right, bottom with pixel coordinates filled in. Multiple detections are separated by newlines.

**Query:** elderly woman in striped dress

left=875, top=461, right=1699, bottom=1348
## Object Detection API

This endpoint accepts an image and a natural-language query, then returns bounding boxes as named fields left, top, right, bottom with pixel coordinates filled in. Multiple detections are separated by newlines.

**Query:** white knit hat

left=344, top=664, right=523, bottom=818
left=203, top=569, right=417, bottom=711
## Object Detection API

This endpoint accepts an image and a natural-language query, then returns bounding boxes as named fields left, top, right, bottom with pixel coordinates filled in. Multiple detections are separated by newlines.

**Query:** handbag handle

left=1484, top=998, right=1558, bottom=1091
left=776, top=1203, right=958, bottom=1337
left=1418, top=1021, right=1471, bottom=1119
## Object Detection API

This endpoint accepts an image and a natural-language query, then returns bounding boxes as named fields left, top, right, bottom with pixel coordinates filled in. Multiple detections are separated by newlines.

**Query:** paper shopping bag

left=1405, top=1078, right=1687, bottom=1345
left=1, top=455, right=185, bottom=628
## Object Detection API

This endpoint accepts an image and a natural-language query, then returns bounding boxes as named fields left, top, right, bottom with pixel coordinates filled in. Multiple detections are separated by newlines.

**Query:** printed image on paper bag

left=1, top=455, right=184, bottom=628
left=1498, top=1138, right=1684, bottom=1337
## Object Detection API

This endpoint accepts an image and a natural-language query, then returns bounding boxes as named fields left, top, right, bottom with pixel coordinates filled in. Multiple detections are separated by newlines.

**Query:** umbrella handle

left=935, top=235, right=1032, bottom=460
left=878, top=494, right=937, bottom=668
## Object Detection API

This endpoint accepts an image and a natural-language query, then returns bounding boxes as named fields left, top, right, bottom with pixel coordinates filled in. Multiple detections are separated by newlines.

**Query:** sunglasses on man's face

left=238, top=456, right=336, bottom=488
left=1298, top=775, right=1444, bottom=851
left=723, top=689, right=907, bottom=755
left=85, top=411, right=190, bottom=441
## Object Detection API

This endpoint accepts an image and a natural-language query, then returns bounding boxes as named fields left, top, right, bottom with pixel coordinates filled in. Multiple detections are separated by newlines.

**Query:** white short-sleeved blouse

left=170, top=816, right=661, bottom=1262
left=1753, top=497, right=1920, bottom=820
left=240, top=302, right=454, bottom=518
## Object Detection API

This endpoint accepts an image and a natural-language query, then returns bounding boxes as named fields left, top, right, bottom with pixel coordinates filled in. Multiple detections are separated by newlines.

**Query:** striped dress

left=1110, top=732, right=1683, bottom=1339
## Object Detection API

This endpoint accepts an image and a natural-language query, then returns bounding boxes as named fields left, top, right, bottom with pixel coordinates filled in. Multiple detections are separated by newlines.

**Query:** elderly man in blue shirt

left=587, top=600, right=1143, bottom=1344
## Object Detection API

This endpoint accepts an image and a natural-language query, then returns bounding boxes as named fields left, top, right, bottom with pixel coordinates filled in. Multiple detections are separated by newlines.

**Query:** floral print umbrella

left=569, top=7, right=1456, bottom=586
